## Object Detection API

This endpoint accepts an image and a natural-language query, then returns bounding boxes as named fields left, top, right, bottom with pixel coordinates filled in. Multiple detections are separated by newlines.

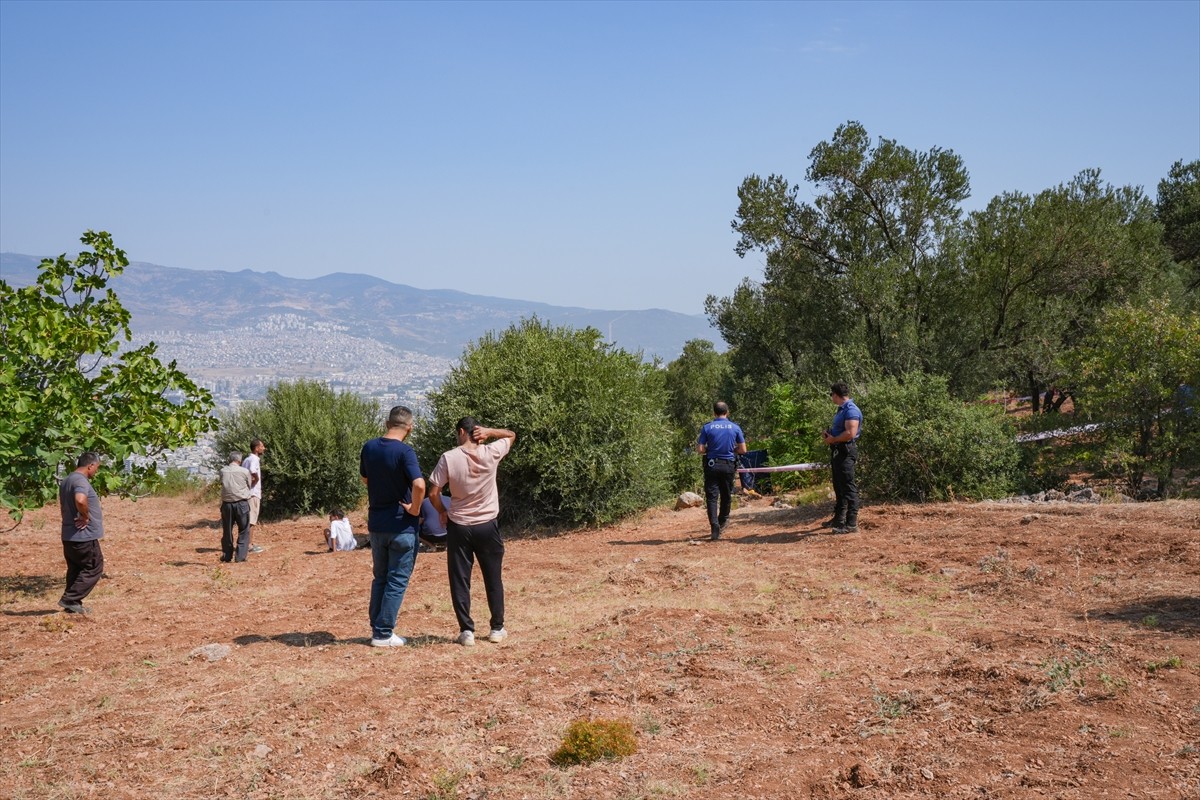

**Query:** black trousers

left=831, top=442, right=859, bottom=524
left=447, top=518, right=505, bottom=633
left=221, top=500, right=251, bottom=562
left=62, top=539, right=104, bottom=605
left=703, top=458, right=737, bottom=535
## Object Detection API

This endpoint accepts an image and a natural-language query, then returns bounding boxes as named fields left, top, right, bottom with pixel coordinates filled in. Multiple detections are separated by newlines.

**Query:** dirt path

left=2, top=495, right=1197, bottom=799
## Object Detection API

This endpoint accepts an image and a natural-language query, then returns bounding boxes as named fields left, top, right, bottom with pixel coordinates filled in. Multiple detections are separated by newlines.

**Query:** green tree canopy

left=413, top=317, right=673, bottom=528
left=707, top=120, right=970, bottom=396
left=1156, top=159, right=1200, bottom=294
left=0, top=231, right=216, bottom=521
left=952, top=170, right=1172, bottom=404
left=213, top=380, right=383, bottom=518
left=1068, top=298, right=1200, bottom=497
left=663, top=339, right=731, bottom=433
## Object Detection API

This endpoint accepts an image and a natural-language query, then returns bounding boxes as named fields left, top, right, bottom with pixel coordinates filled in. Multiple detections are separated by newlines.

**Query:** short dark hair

left=456, top=416, right=478, bottom=436
left=387, top=406, right=413, bottom=429
left=76, top=452, right=100, bottom=468
left=831, top=382, right=850, bottom=399
left=250, top=438, right=264, bottom=449
left=713, top=401, right=729, bottom=417
left=329, top=508, right=344, bottom=519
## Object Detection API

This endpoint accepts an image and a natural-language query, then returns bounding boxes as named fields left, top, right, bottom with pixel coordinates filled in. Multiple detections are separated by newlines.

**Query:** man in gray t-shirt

left=57, top=452, right=105, bottom=614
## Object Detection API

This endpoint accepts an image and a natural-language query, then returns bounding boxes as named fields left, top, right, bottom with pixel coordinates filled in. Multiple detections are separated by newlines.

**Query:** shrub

left=754, top=382, right=834, bottom=492
left=550, top=718, right=638, bottom=766
left=414, top=318, right=673, bottom=527
left=858, top=373, right=1020, bottom=501
left=149, top=467, right=205, bottom=497
left=1067, top=299, right=1200, bottom=497
left=214, top=380, right=382, bottom=518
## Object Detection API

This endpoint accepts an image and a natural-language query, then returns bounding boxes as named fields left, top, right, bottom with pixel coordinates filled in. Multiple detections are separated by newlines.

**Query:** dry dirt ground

left=1, top=493, right=1198, bottom=800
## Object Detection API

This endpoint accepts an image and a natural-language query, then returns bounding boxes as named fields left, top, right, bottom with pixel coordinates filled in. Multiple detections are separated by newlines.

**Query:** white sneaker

left=456, top=630, right=475, bottom=647
left=487, top=628, right=507, bottom=643
left=370, top=634, right=406, bottom=647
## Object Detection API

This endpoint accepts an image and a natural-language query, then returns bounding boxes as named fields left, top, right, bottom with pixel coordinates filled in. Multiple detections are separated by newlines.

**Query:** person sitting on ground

left=324, top=509, right=356, bottom=552
left=418, top=495, right=452, bottom=551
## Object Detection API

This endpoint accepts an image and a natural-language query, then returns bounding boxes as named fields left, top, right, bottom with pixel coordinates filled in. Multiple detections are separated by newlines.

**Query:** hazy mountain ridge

left=1, top=253, right=718, bottom=360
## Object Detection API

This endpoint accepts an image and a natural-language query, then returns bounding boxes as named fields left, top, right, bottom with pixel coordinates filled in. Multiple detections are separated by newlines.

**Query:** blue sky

left=1, top=0, right=1197, bottom=314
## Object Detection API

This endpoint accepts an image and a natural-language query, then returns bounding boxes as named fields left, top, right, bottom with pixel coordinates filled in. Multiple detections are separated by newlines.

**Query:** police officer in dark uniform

left=697, top=401, right=747, bottom=541
left=821, top=382, right=863, bottom=534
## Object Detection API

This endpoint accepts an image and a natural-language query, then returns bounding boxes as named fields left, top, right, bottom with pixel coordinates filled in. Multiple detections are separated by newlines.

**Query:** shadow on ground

left=1090, top=595, right=1200, bottom=636
left=2, top=608, right=60, bottom=617
left=232, top=632, right=456, bottom=648
left=0, top=574, right=59, bottom=599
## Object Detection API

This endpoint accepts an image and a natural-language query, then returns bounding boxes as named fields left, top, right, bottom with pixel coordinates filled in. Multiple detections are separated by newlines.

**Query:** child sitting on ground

left=324, top=509, right=356, bottom=552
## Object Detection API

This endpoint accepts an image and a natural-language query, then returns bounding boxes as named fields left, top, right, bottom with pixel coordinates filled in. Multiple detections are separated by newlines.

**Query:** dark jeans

left=703, top=458, right=737, bottom=536
left=220, top=500, right=251, bottom=561
left=61, top=539, right=104, bottom=605
left=369, top=529, right=418, bottom=639
left=831, top=442, right=859, bottom=524
left=447, top=518, right=505, bottom=634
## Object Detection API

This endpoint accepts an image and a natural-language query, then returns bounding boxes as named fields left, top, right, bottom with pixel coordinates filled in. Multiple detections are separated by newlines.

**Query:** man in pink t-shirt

left=429, top=417, right=516, bottom=647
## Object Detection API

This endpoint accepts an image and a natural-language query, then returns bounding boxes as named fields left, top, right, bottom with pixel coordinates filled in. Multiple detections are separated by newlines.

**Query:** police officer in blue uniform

left=821, top=382, right=863, bottom=534
left=697, top=401, right=747, bottom=541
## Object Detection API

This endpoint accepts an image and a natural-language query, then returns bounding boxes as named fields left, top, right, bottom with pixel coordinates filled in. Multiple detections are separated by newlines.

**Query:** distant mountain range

left=0, top=253, right=720, bottom=361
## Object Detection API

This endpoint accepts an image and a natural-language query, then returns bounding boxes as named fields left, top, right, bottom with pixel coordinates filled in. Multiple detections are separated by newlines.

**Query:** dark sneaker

left=820, top=517, right=845, bottom=529
left=833, top=524, right=859, bottom=534
left=709, top=526, right=722, bottom=541
left=57, top=600, right=88, bottom=614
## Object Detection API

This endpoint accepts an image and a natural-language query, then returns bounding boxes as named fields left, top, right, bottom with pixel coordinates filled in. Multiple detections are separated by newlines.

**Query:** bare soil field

left=1, top=493, right=1197, bottom=799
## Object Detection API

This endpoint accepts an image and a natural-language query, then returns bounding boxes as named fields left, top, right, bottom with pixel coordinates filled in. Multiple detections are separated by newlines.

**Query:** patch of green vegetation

left=1145, top=655, right=1184, bottom=673
left=791, top=485, right=831, bottom=506
left=978, top=548, right=1013, bottom=579
left=208, top=566, right=236, bottom=589
left=422, top=769, right=466, bottom=800
left=1043, top=650, right=1092, bottom=692
left=149, top=467, right=206, bottom=497
left=639, top=713, right=662, bottom=735
left=551, top=718, right=638, bottom=767
left=874, top=689, right=917, bottom=720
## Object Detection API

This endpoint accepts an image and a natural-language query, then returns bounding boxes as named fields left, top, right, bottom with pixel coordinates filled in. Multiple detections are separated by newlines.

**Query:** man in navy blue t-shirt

left=697, top=401, right=747, bottom=541
left=821, top=382, right=863, bottom=534
left=360, top=405, right=426, bottom=647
